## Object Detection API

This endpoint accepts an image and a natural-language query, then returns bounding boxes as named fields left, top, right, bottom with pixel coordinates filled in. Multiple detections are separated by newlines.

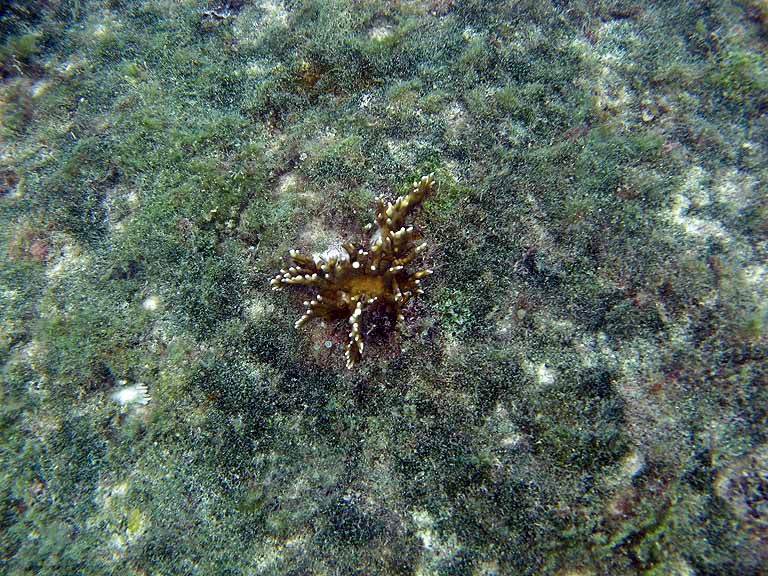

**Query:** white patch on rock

left=142, top=295, right=160, bottom=312
left=536, top=362, right=556, bottom=386
left=369, top=26, right=392, bottom=41
left=111, top=382, right=150, bottom=406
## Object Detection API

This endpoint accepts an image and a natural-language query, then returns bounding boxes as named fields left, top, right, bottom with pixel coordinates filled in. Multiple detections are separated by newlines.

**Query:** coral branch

left=271, top=174, right=435, bottom=368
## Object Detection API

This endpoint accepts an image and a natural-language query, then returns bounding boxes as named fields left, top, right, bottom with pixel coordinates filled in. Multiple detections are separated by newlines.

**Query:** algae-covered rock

left=0, top=1, right=766, bottom=574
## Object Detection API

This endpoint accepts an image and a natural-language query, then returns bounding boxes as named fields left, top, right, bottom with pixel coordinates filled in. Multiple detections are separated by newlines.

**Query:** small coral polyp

left=271, top=174, right=434, bottom=368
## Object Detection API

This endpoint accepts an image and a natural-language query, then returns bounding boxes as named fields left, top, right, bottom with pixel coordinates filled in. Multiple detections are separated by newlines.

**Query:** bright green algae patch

left=1, top=1, right=767, bottom=574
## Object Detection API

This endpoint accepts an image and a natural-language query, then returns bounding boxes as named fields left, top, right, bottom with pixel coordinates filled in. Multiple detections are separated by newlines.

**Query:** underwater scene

left=1, top=0, right=767, bottom=574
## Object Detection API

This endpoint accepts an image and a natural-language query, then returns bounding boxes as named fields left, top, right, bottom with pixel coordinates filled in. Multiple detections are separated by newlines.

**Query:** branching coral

left=271, top=174, right=435, bottom=368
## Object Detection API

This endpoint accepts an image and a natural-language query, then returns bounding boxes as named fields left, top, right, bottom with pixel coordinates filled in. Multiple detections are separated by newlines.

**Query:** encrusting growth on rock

left=271, top=174, right=435, bottom=368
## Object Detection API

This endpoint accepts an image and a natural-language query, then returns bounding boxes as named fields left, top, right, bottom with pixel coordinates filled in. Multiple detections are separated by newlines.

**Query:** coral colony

left=271, top=174, right=435, bottom=368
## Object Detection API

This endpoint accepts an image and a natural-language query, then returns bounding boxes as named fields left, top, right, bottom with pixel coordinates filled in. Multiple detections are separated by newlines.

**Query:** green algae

left=1, top=0, right=767, bottom=574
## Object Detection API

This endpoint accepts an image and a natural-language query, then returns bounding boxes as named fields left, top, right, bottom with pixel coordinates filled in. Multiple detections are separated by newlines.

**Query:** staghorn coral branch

left=271, top=173, right=434, bottom=368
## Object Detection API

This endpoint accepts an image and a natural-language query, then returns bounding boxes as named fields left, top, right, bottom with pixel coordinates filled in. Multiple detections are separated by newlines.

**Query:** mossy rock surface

left=1, top=1, right=767, bottom=574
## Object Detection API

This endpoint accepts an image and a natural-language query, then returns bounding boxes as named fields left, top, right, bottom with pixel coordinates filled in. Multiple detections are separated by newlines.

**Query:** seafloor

left=1, top=1, right=767, bottom=574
